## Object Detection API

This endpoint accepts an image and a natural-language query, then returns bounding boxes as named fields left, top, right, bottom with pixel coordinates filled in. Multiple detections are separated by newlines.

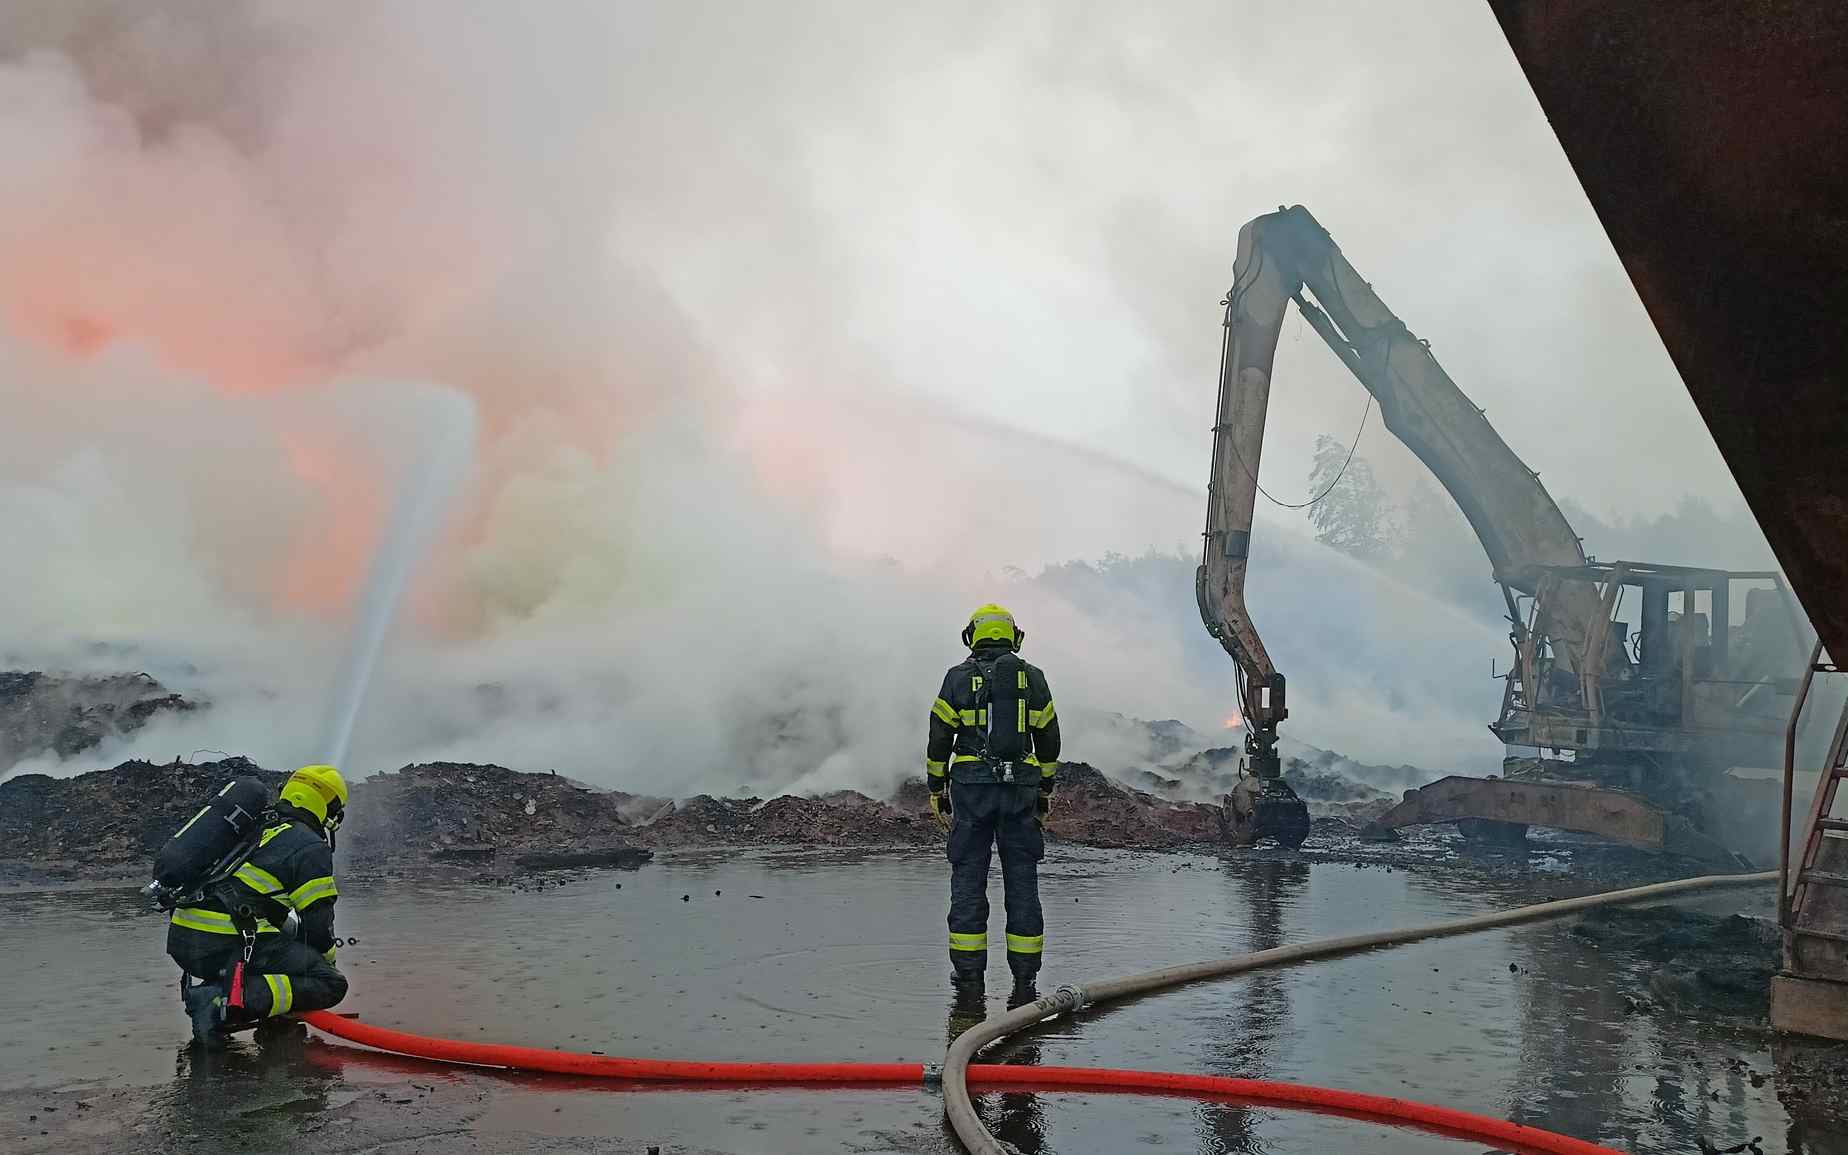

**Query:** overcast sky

left=615, top=0, right=1746, bottom=570
left=673, top=0, right=1737, bottom=533
left=0, top=2, right=1764, bottom=783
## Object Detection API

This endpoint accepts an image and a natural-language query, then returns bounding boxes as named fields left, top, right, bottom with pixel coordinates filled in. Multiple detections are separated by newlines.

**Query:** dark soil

left=0, top=751, right=1269, bottom=885
left=0, top=757, right=282, bottom=879
left=640, top=789, right=935, bottom=848
left=1570, top=904, right=1779, bottom=1020
left=0, top=759, right=653, bottom=883
left=338, top=762, right=645, bottom=868
left=1043, top=762, right=1225, bottom=848
left=1774, top=1036, right=1848, bottom=1127
left=511, top=847, right=653, bottom=870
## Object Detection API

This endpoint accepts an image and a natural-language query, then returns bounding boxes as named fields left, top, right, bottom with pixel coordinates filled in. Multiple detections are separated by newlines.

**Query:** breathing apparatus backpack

left=144, top=777, right=281, bottom=920
left=971, top=651, right=1032, bottom=777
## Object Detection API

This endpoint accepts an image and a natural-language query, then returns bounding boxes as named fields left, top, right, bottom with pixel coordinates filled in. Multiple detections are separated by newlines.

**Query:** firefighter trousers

left=946, top=780, right=1044, bottom=982
left=170, top=931, right=348, bottom=1019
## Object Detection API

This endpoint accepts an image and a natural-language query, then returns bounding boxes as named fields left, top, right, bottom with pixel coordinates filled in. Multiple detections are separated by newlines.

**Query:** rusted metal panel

left=1490, top=2, right=1848, bottom=662
left=1367, top=775, right=1666, bottom=846
left=1367, top=774, right=1747, bottom=861
left=1772, top=974, right=1848, bottom=1042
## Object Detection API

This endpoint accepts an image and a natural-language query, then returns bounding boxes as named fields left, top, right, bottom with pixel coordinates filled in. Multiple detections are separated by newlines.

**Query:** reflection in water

left=1507, top=906, right=1640, bottom=1149
left=1398, top=870, right=1790, bottom=1155
left=1196, top=858, right=1311, bottom=1154
left=1507, top=910, right=1789, bottom=1154
left=1, top=848, right=1814, bottom=1153
left=946, top=983, right=1048, bottom=1155
left=161, top=1024, right=340, bottom=1143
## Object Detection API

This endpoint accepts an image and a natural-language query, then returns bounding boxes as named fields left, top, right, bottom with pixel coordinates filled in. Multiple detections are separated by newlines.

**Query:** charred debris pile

left=0, top=758, right=655, bottom=882
left=0, top=671, right=197, bottom=769
left=0, top=695, right=1441, bottom=881
left=0, top=743, right=1414, bottom=882
left=1570, top=903, right=1780, bottom=1022
left=340, top=762, right=654, bottom=870
left=0, top=756, right=278, bottom=877
left=0, top=756, right=1241, bottom=879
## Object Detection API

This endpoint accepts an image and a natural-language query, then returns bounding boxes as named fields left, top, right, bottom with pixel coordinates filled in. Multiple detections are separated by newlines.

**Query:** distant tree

left=1305, top=434, right=1398, bottom=561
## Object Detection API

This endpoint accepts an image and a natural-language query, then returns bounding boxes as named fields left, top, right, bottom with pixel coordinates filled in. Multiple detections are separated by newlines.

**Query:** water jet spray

left=318, top=387, right=477, bottom=770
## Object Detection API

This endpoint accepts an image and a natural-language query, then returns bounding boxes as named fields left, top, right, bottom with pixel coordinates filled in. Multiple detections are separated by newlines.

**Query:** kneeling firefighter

left=927, top=605, right=1061, bottom=997
left=160, top=765, right=350, bottom=1045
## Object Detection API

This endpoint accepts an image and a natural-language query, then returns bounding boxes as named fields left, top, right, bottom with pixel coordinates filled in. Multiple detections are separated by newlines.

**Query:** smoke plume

left=0, top=2, right=1777, bottom=794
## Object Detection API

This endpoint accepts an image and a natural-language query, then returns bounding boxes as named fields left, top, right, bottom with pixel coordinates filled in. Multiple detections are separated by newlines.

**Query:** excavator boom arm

left=1200, top=206, right=1606, bottom=772
left=1198, top=215, right=1295, bottom=775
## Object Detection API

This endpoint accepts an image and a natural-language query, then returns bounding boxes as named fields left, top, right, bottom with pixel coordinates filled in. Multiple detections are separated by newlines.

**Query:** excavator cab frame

left=1495, top=563, right=1806, bottom=767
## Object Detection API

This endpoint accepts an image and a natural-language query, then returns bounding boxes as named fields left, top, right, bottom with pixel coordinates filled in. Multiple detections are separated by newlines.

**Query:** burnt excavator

left=1484, top=3, right=1848, bottom=1037
left=1198, top=204, right=1808, bottom=858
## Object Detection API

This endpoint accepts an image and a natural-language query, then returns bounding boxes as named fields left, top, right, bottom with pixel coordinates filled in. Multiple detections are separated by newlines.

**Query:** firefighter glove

left=929, top=790, right=951, bottom=831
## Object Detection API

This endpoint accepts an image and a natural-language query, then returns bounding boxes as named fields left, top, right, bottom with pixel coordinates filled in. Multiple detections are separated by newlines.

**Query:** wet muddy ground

left=1, top=838, right=1839, bottom=1154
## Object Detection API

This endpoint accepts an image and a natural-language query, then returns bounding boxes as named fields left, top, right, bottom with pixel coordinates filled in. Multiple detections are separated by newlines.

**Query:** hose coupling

left=922, top=1063, right=943, bottom=1086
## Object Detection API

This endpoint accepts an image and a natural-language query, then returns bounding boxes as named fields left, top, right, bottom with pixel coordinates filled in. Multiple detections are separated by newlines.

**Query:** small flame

left=1223, top=710, right=1243, bottom=730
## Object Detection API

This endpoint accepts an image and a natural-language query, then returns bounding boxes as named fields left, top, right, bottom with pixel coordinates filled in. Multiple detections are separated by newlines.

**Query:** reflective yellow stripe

left=950, top=753, right=986, bottom=766
left=1006, top=933, right=1044, bottom=955
left=323, top=946, right=338, bottom=966
left=1040, top=761, right=1058, bottom=778
left=289, top=876, right=338, bottom=909
left=259, top=824, right=290, bottom=848
left=172, top=907, right=238, bottom=934
left=926, top=759, right=947, bottom=778
left=234, top=862, right=283, bottom=896
left=171, top=804, right=212, bottom=841
left=1028, top=701, right=1056, bottom=728
left=949, top=931, right=988, bottom=952
left=932, top=698, right=957, bottom=725
left=170, top=906, right=280, bottom=935
left=1017, top=698, right=1026, bottom=733
left=264, top=973, right=293, bottom=1016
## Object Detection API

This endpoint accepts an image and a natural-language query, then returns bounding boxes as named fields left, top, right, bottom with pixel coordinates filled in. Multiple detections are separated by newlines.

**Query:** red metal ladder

left=1783, top=647, right=1848, bottom=941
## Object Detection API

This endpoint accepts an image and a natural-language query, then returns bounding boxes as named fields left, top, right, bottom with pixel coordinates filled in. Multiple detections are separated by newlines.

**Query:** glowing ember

left=1223, top=711, right=1243, bottom=730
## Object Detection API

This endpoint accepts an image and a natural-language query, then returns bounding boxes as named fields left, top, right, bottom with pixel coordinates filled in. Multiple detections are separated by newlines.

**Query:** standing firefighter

left=164, top=765, right=350, bottom=1046
left=927, top=604, right=1061, bottom=997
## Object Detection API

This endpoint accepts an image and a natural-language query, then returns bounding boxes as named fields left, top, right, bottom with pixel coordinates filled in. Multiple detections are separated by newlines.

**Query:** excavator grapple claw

left=1224, top=777, right=1310, bottom=849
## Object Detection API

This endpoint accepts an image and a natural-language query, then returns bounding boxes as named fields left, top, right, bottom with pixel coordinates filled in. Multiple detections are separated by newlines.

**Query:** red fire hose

left=298, top=1010, right=1619, bottom=1154
left=294, top=871, right=1779, bottom=1151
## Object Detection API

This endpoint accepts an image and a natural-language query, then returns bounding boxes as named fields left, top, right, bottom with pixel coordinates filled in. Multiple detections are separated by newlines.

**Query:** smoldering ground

left=0, top=3, right=1789, bottom=799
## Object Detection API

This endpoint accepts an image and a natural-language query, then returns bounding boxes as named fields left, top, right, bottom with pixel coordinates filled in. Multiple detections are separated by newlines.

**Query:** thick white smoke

left=0, top=2, right=1758, bottom=793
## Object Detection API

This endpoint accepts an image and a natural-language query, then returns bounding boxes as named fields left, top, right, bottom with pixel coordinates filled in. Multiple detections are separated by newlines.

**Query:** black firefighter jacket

left=927, top=643, right=1061, bottom=793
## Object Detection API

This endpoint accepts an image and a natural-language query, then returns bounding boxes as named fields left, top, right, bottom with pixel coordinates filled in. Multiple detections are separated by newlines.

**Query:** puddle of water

left=0, top=846, right=1813, bottom=1153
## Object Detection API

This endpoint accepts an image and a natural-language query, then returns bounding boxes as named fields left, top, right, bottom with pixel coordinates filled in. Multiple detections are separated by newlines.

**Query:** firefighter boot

left=183, top=982, right=228, bottom=1049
